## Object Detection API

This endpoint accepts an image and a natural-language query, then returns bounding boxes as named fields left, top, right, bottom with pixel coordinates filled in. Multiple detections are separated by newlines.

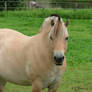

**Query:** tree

left=0, top=0, right=25, bottom=10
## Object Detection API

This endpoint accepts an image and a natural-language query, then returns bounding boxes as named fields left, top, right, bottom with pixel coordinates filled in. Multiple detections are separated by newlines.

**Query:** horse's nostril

left=58, top=56, right=64, bottom=62
left=54, top=56, right=57, bottom=61
left=62, top=56, right=64, bottom=60
left=54, top=56, right=64, bottom=64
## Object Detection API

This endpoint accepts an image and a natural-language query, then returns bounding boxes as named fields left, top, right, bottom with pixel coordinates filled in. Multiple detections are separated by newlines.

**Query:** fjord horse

left=0, top=14, right=69, bottom=92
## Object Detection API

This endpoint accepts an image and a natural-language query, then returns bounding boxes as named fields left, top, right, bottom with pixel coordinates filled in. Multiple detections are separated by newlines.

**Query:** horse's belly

left=0, top=40, right=31, bottom=85
left=0, top=56, right=31, bottom=85
left=0, top=65, right=32, bottom=86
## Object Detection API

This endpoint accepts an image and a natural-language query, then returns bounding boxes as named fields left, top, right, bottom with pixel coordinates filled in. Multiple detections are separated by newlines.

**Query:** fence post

left=5, top=1, right=7, bottom=11
left=74, top=3, right=78, bottom=11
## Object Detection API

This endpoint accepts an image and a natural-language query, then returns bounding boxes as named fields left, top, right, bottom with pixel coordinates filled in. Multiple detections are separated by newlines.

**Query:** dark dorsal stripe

left=50, top=14, right=60, bottom=21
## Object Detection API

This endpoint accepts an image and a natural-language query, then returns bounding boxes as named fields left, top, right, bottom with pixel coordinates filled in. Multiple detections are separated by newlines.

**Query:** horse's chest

left=42, top=67, right=61, bottom=89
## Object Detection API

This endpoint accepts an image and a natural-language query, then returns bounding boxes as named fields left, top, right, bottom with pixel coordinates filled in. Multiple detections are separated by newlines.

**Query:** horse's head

left=41, top=14, right=69, bottom=66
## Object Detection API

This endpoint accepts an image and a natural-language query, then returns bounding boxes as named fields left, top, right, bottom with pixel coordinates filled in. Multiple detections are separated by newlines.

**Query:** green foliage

left=0, top=9, right=92, bottom=19
left=0, top=0, right=26, bottom=10
left=52, top=0, right=91, bottom=2
left=51, top=0, right=92, bottom=8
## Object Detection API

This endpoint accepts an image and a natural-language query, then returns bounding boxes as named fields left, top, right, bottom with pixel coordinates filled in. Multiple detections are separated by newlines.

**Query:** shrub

left=0, top=0, right=26, bottom=10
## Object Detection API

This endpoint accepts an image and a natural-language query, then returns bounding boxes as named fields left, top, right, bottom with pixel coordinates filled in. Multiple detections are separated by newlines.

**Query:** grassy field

left=0, top=9, right=92, bottom=19
left=0, top=10, right=92, bottom=92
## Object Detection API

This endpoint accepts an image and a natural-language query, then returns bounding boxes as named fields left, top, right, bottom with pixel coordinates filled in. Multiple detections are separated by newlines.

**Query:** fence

left=0, top=1, right=92, bottom=11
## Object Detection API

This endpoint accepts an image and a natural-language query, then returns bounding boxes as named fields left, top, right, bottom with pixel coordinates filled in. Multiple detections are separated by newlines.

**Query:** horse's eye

left=65, top=37, right=68, bottom=40
left=51, top=20, right=54, bottom=26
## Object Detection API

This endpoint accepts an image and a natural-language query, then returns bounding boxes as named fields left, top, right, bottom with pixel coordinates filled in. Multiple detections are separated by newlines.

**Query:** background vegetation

left=0, top=9, right=92, bottom=19
left=0, top=0, right=92, bottom=10
left=0, top=0, right=25, bottom=10
left=51, top=0, right=92, bottom=8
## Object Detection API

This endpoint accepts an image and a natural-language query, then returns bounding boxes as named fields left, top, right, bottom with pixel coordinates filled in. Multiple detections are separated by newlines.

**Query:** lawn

left=0, top=11, right=92, bottom=92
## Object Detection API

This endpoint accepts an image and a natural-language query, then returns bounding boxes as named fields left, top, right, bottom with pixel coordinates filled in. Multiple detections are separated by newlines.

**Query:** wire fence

left=0, top=1, right=92, bottom=11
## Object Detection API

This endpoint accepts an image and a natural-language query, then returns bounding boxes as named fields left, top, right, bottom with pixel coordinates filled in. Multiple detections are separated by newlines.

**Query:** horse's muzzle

left=54, top=56, right=64, bottom=65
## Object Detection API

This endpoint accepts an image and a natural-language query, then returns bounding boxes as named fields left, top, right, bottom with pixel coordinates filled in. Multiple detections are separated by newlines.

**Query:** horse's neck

left=32, top=32, right=53, bottom=60
left=39, top=32, right=53, bottom=52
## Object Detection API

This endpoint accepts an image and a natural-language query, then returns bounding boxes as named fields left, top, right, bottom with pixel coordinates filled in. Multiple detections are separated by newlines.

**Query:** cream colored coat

left=0, top=28, right=66, bottom=85
left=0, top=16, right=68, bottom=92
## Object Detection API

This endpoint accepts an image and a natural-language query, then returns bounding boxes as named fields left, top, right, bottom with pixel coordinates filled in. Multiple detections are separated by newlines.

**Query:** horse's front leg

left=32, top=79, right=42, bottom=92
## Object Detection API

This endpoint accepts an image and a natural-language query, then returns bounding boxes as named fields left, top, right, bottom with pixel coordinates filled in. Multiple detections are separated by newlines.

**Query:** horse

left=0, top=14, right=69, bottom=92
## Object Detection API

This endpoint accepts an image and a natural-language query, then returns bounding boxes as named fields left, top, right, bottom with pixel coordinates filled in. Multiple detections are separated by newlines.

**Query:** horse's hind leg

left=0, top=79, right=7, bottom=92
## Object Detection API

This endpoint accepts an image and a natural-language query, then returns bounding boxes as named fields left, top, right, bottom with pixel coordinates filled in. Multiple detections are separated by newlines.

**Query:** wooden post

left=74, top=3, right=78, bottom=11
left=5, top=1, right=7, bottom=11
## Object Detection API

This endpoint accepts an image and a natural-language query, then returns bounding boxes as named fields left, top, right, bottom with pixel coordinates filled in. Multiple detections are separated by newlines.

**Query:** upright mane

left=50, top=14, right=60, bottom=21
left=39, top=14, right=61, bottom=33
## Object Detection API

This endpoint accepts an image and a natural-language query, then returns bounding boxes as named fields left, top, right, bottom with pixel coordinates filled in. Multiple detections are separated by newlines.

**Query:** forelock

left=44, top=14, right=63, bottom=23
left=50, top=14, right=60, bottom=21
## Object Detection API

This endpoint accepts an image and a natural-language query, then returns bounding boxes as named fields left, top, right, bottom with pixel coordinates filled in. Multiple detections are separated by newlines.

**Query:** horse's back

left=0, top=28, right=29, bottom=47
left=0, top=28, right=26, bottom=38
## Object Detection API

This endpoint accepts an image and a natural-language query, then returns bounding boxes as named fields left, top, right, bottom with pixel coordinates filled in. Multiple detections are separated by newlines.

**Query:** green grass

left=0, top=9, right=92, bottom=19
left=0, top=11, right=92, bottom=92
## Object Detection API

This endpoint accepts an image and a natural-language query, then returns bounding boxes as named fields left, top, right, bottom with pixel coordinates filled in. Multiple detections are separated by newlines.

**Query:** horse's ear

left=65, top=19, right=69, bottom=27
